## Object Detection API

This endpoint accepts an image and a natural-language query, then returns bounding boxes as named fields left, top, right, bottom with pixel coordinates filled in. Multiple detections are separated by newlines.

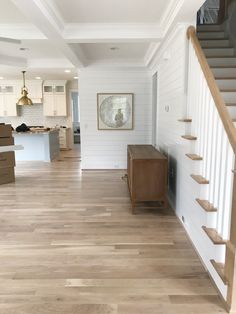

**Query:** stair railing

left=187, top=25, right=236, bottom=311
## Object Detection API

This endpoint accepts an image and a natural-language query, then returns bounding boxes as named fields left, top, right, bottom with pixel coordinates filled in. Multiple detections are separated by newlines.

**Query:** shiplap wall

left=79, top=70, right=152, bottom=169
left=154, top=24, right=227, bottom=298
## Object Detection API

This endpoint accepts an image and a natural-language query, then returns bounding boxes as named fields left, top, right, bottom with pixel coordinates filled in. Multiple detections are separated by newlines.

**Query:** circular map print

left=99, top=95, right=131, bottom=128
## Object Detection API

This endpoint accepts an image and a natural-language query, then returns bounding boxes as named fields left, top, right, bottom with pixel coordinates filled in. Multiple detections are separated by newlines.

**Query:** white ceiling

left=0, top=0, right=30, bottom=23
left=0, top=0, right=204, bottom=78
left=0, top=40, right=65, bottom=59
left=51, top=0, right=168, bottom=23
left=79, top=43, right=149, bottom=60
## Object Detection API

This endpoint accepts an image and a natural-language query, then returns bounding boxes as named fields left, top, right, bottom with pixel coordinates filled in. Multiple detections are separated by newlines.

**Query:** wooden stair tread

left=186, top=154, right=203, bottom=160
left=232, top=118, right=236, bottom=122
left=178, top=119, right=192, bottom=122
left=191, top=175, right=209, bottom=184
left=196, top=199, right=217, bottom=212
left=182, top=135, right=197, bottom=140
left=210, top=260, right=228, bottom=284
left=202, top=226, right=226, bottom=244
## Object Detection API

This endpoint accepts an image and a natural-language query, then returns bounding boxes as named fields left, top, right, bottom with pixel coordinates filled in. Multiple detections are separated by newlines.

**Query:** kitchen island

left=13, top=129, right=60, bottom=162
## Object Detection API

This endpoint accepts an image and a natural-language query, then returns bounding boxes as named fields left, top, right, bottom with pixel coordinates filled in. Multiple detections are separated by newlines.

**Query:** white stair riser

left=207, top=57, right=236, bottom=66
left=222, top=92, right=236, bottom=103
left=216, top=79, right=236, bottom=89
left=203, top=48, right=235, bottom=57
left=200, top=40, right=231, bottom=48
left=212, top=68, right=236, bottom=77
left=197, top=25, right=224, bottom=31
left=198, top=32, right=227, bottom=39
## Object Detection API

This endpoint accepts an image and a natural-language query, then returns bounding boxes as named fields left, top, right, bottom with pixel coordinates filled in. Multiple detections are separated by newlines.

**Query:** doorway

left=71, top=91, right=80, bottom=145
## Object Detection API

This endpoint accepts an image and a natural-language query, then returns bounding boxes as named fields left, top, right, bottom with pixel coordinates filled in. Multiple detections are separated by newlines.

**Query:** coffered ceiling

left=0, top=0, right=205, bottom=79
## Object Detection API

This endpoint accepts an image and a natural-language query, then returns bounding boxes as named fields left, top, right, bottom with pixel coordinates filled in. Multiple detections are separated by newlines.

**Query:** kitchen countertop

left=13, top=129, right=59, bottom=135
left=0, top=145, right=24, bottom=153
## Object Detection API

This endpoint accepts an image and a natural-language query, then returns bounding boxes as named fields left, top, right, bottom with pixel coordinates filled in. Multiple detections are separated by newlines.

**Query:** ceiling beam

left=11, top=0, right=86, bottom=68
left=64, top=23, right=163, bottom=43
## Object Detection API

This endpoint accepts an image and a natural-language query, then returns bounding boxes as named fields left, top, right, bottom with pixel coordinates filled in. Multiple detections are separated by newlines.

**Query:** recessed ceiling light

left=110, top=47, right=119, bottom=51
left=64, top=69, right=71, bottom=73
left=19, top=47, right=29, bottom=51
left=35, top=76, right=41, bottom=80
left=0, top=77, right=4, bottom=80
left=74, top=76, right=78, bottom=79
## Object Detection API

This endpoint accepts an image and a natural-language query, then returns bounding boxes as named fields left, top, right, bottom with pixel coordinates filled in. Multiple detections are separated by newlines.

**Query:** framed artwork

left=97, top=93, right=134, bottom=130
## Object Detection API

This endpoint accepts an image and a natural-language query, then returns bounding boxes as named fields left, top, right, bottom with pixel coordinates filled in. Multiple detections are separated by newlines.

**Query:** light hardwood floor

left=0, top=147, right=226, bottom=313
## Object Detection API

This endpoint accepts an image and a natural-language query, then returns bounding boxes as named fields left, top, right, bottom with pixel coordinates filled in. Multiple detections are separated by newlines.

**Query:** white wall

left=79, top=69, right=152, bottom=169
left=152, top=23, right=227, bottom=299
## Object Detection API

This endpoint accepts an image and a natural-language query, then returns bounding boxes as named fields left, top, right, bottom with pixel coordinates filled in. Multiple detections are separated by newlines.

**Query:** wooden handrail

left=187, top=26, right=236, bottom=155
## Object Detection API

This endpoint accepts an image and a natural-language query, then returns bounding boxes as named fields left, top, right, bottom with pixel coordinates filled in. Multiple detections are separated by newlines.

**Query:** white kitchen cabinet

left=0, top=83, right=17, bottom=117
left=59, top=128, right=70, bottom=150
left=43, top=81, right=67, bottom=116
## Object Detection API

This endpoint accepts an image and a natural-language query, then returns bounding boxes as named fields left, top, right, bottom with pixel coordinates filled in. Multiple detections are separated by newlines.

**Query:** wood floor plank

left=0, top=146, right=227, bottom=313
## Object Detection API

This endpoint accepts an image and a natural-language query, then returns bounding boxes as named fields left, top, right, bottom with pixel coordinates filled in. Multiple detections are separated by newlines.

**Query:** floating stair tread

left=210, top=260, right=228, bottom=284
left=196, top=199, right=217, bottom=212
left=186, top=154, right=203, bottom=160
left=182, top=135, right=197, bottom=140
left=202, top=226, right=226, bottom=244
left=178, top=119, right=192, bottom=122
left=191, top=175, right=209, bottom=184
left=226, top=103, right=236, bottom=106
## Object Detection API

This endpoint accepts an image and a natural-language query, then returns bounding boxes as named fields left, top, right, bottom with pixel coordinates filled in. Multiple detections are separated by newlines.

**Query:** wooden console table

left=127, top=145, right=168, bottom=213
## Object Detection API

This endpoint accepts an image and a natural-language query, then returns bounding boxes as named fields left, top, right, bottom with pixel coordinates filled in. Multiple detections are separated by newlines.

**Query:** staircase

left=198, top=24, right=236, bottom=125
left=179, top=24, right=236, bottom=312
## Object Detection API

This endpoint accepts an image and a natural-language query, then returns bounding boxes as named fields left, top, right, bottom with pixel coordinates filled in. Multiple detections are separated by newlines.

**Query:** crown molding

left=160, top=0, right=185, bottom=33
left=144, top=43, right=160, bottom=67
left=147, top=23, right=189, bottom=73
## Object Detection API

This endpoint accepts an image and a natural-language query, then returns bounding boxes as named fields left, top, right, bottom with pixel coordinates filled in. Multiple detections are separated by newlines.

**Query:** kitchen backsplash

left=0, top=104, right=70, bottom=129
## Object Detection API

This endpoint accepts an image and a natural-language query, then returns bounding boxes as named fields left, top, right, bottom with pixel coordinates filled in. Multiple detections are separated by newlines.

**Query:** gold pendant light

left=17, top=71, right=33, bottom=106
